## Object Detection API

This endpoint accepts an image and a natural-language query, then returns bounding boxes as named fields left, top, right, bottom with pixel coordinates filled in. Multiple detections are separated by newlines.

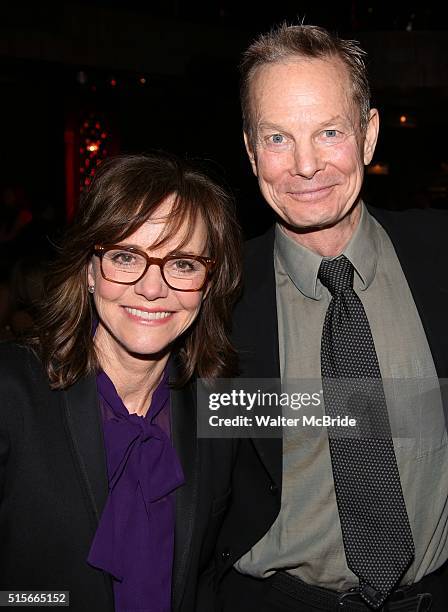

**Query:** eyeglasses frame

left=93, top=244, right=215, bottom=292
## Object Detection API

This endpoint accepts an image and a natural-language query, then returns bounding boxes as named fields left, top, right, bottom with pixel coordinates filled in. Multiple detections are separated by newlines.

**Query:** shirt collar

left=274, top=202, right=379, bottom=300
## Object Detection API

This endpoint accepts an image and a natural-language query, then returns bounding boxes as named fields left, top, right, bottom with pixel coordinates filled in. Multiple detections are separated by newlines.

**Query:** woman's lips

left=122, top=306, right=174, bottom=324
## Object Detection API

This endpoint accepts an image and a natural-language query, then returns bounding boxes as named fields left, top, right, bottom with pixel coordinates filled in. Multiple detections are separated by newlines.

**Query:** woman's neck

left=95, top=329, right=170, bottom=416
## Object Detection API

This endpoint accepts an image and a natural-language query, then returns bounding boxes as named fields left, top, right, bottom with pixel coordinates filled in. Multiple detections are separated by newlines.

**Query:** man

left=214, top=23, right=448, bottom=612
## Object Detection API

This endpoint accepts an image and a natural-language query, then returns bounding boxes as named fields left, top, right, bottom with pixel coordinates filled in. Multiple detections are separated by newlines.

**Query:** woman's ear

left=201, top=285, right=211, bottom=302
left=87, top=260, right=95, bottom=290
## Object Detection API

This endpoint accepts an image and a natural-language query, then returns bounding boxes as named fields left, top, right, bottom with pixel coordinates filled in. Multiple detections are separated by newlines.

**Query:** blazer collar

left=238, top=210, right=448, bottom=488
left=256, top=212, right=448, bottom=379
left=169, top=361, right=199, bottom=611
left=62, top=374, right=114, bottom=607
left=63, top=373, right=109, bottom=523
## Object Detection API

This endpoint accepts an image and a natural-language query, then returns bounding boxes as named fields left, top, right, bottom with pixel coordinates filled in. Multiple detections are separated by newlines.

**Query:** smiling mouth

left=287, top=185, right=334, bottom=197
left=124, top=307, right=172, bottom=320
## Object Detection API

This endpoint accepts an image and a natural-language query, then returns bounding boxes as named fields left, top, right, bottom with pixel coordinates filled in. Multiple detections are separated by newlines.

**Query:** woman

left=0, top=153, right=241, bottom=612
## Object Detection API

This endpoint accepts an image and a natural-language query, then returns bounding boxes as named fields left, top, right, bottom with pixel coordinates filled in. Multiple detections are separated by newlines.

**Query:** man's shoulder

left=368, top=205, right=448, bottom=238
left=243, top=226, right=275, bottom=256
left=368, top=206, right=448, bottom=266
left=241, top=226, right=275, bottom=279
left=234, top=227, right=276, bottom=323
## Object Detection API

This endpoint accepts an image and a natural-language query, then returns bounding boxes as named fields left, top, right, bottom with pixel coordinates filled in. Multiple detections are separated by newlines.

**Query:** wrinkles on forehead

left=249, top=57, right=362, bottom=145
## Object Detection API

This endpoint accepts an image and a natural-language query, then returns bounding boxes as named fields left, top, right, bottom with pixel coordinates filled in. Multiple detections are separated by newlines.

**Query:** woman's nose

left=133, top=264, right=169, bottom=300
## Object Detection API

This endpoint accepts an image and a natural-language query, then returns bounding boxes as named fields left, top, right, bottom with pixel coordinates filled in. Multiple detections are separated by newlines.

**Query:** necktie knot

left=318, top=255, right=353, bottom=295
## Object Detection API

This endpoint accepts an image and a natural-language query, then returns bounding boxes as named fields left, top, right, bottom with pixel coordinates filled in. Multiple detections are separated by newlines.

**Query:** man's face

left=245, top=57, right=378, bottom=233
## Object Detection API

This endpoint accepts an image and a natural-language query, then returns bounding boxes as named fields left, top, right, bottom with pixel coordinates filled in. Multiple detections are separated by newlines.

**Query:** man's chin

left=277, top=199, right=361, bottom=235
left=278, top=213, right=339, bottom=235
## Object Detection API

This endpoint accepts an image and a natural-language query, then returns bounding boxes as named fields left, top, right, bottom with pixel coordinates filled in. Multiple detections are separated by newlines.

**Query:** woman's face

left=88, top=197, right=209, bottom=361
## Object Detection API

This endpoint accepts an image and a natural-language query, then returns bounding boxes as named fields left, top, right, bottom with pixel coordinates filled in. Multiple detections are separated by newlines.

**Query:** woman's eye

left=324, top=129, right=338, bottom=138
left=111, top=252, right=136, bottom=265
left=173, top=259, right=196, bottom=271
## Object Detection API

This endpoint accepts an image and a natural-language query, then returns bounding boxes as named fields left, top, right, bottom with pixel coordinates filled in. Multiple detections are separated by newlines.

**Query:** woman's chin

left=123, top=340, right=174, bottom=362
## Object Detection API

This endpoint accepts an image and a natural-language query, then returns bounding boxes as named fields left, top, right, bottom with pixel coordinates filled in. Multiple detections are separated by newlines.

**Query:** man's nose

left=134, top=264, right=169, bottom=300
left=291, top=141, right=325, bottom=179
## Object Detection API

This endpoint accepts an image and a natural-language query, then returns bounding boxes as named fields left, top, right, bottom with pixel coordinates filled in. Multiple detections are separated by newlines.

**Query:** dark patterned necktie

left=318, top=255, right=414, bottom=609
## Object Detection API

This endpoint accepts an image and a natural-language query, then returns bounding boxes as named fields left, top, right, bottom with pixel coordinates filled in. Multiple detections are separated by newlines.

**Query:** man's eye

left=269, top=134, right=285, bottom=144
left=324, top=130, right=338, bottom=138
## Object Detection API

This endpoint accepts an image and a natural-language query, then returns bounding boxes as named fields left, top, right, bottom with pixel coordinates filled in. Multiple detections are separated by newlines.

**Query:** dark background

left=1, top=0, right=447, bottom=243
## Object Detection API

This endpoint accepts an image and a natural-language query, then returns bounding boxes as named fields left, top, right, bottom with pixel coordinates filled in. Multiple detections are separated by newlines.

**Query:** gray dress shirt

left=235, top=203, right=448, bottom=590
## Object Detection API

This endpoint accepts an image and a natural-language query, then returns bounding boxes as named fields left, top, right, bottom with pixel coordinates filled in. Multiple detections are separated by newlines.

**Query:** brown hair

left=34, top=152, right=242, bottom=389
left=240, top=23, right=371, bottom=147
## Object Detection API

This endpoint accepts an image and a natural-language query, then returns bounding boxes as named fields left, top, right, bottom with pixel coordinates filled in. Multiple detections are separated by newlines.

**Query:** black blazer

left=214, top=206, right=448, bottom=594
left=0, top=343, right=237, bottom=612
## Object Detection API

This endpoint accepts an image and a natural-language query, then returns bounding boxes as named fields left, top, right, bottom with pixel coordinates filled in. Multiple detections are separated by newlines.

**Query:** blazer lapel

left=369, top=207, right=448, bottom=378
left=63, top=374, right=109, bottom=523
left=63, top=366, right=199, bottom=609
left=170, top=372, right=199, bottom=611
left=234, top=227, right=283, bottom=489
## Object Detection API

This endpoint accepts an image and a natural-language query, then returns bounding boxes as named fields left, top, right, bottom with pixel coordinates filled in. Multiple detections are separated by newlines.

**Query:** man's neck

left=281, top=203, right=362, bottom=257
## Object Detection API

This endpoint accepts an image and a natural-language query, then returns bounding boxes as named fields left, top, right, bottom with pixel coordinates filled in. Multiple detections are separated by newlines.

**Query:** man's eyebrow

left=258, top=116, right=352, bottom=132
left=257, top=122, right=288, bottom=132
left=316, top=115, right=351, bottom=128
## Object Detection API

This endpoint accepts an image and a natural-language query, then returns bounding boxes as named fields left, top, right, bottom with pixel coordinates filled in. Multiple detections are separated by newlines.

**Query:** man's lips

left=285, top=185, right=335, bottom=201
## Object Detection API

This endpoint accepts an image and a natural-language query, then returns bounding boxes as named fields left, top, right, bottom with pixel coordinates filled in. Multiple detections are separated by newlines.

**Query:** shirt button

left=269, top=482, right=278, bottom=495
left=221, top=548, right=231, bottom=561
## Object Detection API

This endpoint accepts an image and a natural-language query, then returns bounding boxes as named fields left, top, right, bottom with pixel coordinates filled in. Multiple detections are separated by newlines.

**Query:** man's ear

left=243, top=132, right=258, bottom=177
left=363, top=108, right=379, bottom=165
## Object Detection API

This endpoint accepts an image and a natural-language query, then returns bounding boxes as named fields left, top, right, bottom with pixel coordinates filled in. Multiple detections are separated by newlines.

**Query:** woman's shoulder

left=0, top=340, right=39, bottom=364
left=0, top=341, right=46, bottom=386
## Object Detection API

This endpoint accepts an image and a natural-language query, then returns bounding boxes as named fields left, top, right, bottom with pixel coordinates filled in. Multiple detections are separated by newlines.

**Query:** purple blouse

left=88, top=369, right=185, bottom=612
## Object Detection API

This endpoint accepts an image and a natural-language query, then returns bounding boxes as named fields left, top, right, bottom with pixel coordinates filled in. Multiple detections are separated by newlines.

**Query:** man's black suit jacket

left=214, top=206, right=448, bottom=604
left=0, top=343, right=237, bottom=612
